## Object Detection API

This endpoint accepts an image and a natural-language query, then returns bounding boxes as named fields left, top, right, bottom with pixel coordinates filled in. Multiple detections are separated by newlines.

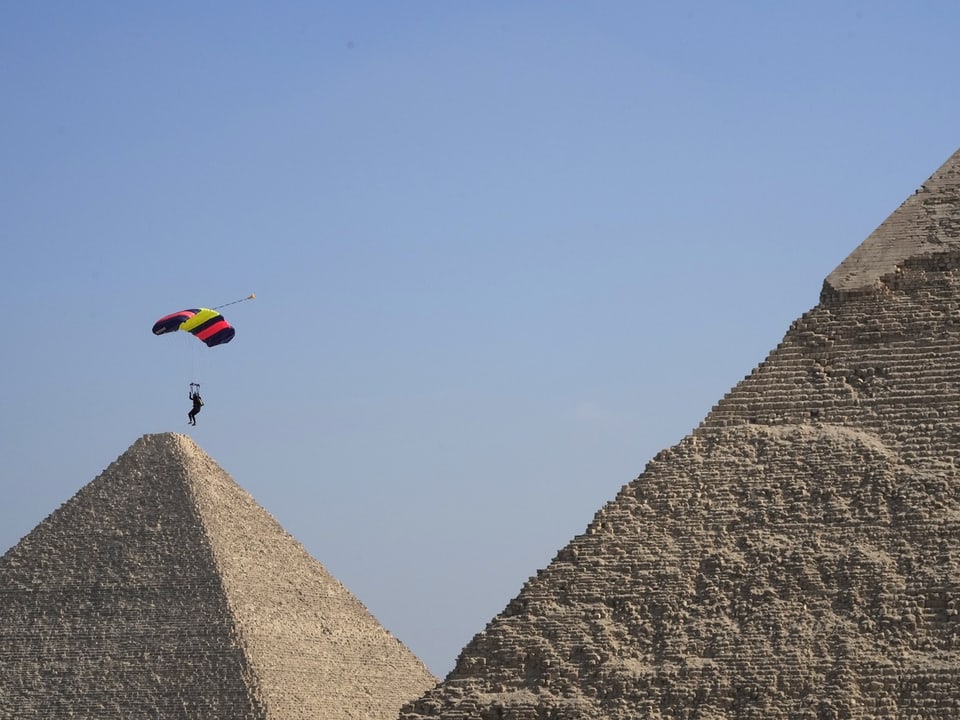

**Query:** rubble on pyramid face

left=0, top=433, right=436, bottom=720
left=399, top=148, right=960, bottom=719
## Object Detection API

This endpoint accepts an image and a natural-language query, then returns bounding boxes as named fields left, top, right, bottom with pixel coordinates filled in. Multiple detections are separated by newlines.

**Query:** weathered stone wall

left=404, top=426, right=960, bottom=718
left=825, top=147, right=960, bottom=294
left=706, top=250, right=960, bottom=461
left=176, top=434, right=438, bottom=719
left=400, top=153, right=960, bottom=719
left=0, top=434, right=264, bottom=718
left=0, top=434, right=437, bottom=719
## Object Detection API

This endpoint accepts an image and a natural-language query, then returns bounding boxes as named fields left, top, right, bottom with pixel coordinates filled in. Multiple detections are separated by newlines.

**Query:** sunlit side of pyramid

left=0, top=433, right=436, bottom=719
left=401, top=149, right=960, bottom=719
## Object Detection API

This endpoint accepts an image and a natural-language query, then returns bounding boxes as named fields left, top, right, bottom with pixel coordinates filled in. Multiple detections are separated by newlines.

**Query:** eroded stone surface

left=826, top=148, right=960, bottom=295
left=401, top=150, right=960, bottom=719
left=0, top=433, right=436, bottom=719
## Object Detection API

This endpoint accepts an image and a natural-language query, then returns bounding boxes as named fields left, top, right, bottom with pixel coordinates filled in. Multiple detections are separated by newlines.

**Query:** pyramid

left=0, top=433, right=436, bottom=719
left=400, top=148, right=960, bottom=719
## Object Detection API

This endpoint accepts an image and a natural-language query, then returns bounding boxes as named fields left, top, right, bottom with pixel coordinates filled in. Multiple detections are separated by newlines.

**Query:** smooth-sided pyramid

left=401, top=149, right=960, bottom=719
left=0, top=433, right=436, bottom=719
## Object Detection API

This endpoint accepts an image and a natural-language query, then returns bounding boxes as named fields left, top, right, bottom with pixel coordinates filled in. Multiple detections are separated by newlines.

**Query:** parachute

left=152, top=308, right=235, bottom=347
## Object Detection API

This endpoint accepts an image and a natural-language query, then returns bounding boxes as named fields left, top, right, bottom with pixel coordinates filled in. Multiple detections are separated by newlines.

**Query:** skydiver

left=188, top=384, right=203, bottom=426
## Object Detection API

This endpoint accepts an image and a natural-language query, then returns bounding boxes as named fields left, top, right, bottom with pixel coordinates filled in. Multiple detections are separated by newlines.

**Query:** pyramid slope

left=174, top=433, right=439, bottom=717
left=0, top=433, right=436, bottom=719
left=825, top=147, right=960, bottom=294
left=400, top=150, right=960, bottom=719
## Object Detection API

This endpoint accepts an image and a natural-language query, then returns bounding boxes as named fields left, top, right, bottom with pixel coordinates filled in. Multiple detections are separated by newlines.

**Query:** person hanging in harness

left=188, top=383, right=204, bottom=426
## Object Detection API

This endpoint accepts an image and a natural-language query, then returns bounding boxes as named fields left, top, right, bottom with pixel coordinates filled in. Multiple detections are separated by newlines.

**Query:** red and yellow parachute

left=152, top=309, right=235, bottom=347
left=151, top=295, right=254, bottom=347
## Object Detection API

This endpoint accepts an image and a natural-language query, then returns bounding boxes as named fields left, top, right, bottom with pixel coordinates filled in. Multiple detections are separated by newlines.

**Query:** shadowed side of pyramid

left=0, top=434, right=266, bottom=718
left=0, top=433, right=436, bottom=719
left=400, top=148, right=960, bottom=719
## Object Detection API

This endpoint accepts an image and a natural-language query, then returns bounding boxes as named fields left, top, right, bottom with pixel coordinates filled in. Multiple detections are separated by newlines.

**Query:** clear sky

left=2, top=2, right=958, bottom=677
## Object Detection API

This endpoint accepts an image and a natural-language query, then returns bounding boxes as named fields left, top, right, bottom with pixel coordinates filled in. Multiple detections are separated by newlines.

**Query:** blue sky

left=2, top=2, right=958, bottom=676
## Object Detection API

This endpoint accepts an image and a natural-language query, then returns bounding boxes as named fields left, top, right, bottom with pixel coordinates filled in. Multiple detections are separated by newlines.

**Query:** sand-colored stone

left=0, top=433, right=436, bottom=719
left=401, top=148, right=960, bottom=719
left=826, top=148, right=960, bottom=294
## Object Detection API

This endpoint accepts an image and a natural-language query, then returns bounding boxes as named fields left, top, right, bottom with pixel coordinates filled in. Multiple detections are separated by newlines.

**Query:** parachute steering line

left=213, top=293, right=256, bottom=310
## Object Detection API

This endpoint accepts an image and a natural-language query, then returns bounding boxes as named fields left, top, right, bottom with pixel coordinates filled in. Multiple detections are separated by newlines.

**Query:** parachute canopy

left=152, top=308, right=235, bottom=347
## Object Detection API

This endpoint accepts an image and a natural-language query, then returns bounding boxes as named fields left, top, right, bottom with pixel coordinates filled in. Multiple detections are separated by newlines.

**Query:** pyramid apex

left=1, top=434, right=436, bottom=718
left=825, top=147, right=960, bottom=294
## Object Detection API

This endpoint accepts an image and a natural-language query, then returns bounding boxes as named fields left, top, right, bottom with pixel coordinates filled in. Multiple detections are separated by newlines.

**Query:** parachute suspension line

left=189, top=335, right=204, bottom=388
left=212, top=293, right=256, bottom=310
